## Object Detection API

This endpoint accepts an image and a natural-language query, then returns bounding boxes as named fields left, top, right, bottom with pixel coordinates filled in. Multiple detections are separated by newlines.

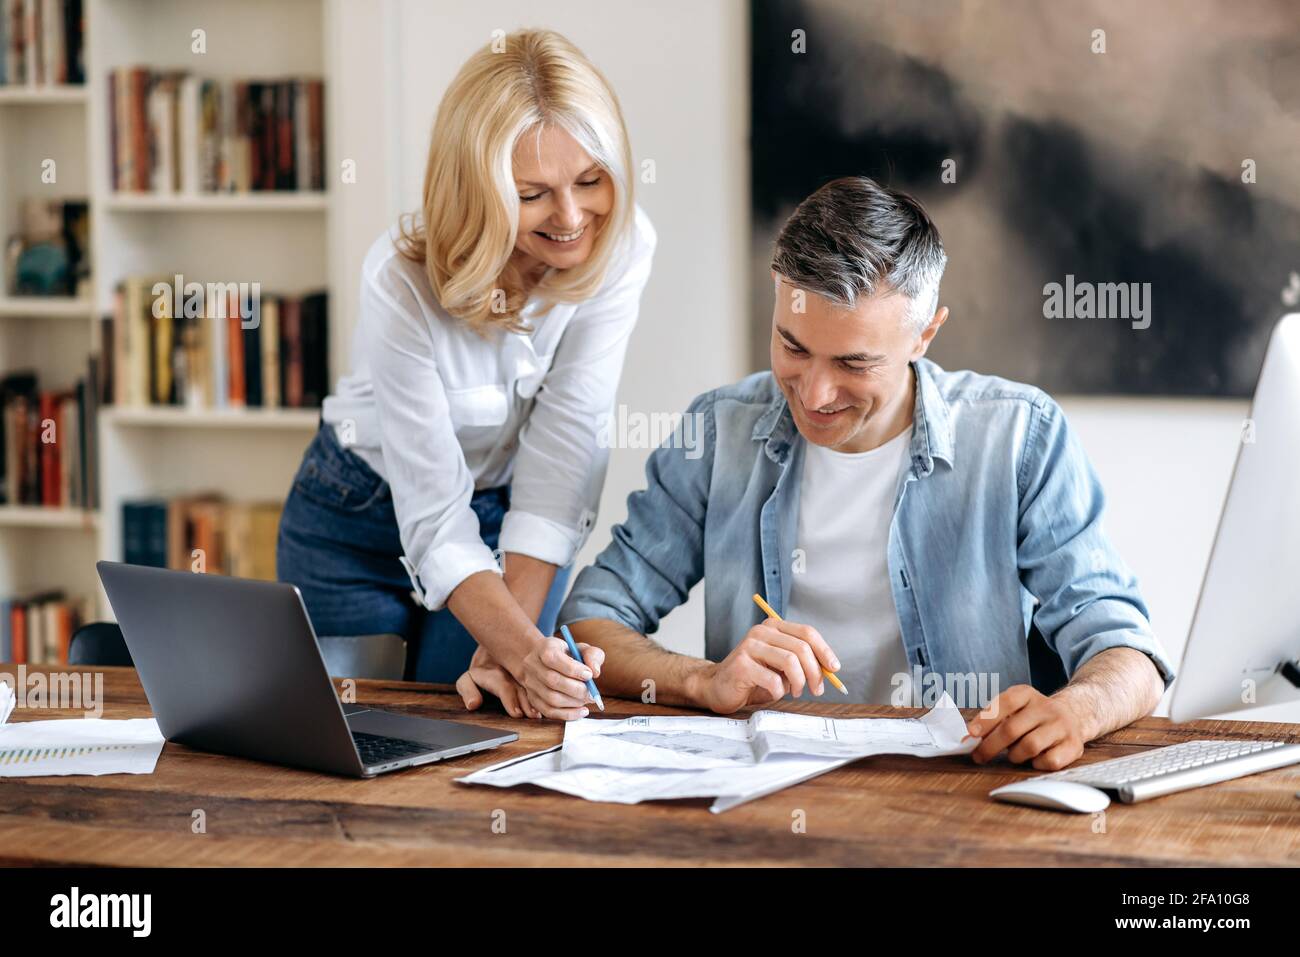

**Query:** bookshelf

left=0, top=295, right=94, bottom=317
left=101, top=193, right=330, bottom=213
left=0, top=504, right=98, bottom=530
left=2, top=0, right=341, bottom=627
left=101, top=406, right=320, bottom=430
left=0, top=85, right=88, bottom=104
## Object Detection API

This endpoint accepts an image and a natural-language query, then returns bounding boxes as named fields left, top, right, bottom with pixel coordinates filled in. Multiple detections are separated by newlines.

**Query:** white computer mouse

left=989, top=778, right=1111, bottom=813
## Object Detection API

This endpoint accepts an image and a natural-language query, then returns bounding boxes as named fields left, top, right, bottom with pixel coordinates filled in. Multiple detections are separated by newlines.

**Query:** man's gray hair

left=771, top=176, right=947, bottom=334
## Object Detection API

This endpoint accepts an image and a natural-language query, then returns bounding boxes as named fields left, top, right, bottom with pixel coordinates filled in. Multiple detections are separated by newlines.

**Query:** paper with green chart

left=457, top=690, right=979, bottom=812
left=0, top=681, right=165, bottom=777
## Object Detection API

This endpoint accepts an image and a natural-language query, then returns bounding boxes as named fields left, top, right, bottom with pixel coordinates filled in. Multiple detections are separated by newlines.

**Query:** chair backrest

left=316, top=634, right=407, bottom=681
left=68, top=622, right=134, bottom=667
left=70, top=621, right=406, bottom=682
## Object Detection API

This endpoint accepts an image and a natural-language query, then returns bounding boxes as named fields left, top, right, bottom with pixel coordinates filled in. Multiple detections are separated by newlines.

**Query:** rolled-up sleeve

left=499, top=208, right=657, bottom=566
left=558, top=391, right=714, bottom=636
left=1016, top=397, right=1177, bottom=690
left=364, top=268, right=500, bottom=612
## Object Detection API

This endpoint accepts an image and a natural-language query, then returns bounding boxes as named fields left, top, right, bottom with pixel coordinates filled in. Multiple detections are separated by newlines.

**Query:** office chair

left=69, top=621, right=407, bottom=681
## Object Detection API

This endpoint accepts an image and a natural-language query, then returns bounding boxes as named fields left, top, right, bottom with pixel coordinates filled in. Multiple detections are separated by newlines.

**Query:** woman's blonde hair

left=397, top=29, right=635, bottom=334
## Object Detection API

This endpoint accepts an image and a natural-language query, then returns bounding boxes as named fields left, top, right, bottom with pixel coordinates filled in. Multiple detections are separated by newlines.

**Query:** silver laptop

left=97, top=561, right=516, bottom=777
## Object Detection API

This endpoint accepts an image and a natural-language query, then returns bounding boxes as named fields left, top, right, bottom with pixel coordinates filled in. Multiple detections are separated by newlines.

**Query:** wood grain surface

left=1, top=666, right=1297, bottom=867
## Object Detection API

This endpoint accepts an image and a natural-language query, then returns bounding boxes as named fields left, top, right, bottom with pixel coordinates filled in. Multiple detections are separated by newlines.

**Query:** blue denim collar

left=752, top=359, right=955, bottom=474
left=910, top=358, right=955, bottom=476
left=751, top=385, right=799, bottom=465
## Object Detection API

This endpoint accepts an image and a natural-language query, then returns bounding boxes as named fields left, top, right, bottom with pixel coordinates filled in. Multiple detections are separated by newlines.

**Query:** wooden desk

left=1, top=665, right=1297, bottom=866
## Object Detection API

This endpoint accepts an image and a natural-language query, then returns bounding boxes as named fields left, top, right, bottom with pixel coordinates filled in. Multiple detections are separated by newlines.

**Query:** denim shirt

left=558, top=358, right=1176, bottom=699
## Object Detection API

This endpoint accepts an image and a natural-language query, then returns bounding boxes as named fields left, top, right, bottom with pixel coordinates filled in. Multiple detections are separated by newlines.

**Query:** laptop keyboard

left=352, top=731, right=436, bottom=767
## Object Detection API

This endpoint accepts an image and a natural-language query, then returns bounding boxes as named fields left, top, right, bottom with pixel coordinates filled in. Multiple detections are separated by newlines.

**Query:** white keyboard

left=1046, top=738, right=1300, bottom=803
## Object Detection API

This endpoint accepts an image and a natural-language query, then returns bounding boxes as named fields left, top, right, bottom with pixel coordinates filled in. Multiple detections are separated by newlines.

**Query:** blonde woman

left=277, top=29, right=655, bottom=721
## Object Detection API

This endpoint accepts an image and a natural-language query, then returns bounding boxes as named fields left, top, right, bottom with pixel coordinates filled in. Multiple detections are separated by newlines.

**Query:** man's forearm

left=1052, top=646, right=1166, bottom=741
left=565, top=617, right=714, bottom=707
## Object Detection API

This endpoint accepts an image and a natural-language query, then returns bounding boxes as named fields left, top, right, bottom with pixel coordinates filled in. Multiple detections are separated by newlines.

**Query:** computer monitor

left=1170, top=313, right=1300, bottom=722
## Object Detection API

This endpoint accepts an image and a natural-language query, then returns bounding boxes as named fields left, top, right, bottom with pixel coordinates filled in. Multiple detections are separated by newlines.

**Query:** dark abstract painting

left=750, top=0, right=1300, bottom=396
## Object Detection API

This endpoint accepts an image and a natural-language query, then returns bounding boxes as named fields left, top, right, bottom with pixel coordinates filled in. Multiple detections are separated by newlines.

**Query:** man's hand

left=516, top=636, right=605, bottom=721
left=966, top=684, right=1088, bottom=770
left=455, top=645, right=539, bottom=720
left=693, top=617, right=841, bottom=714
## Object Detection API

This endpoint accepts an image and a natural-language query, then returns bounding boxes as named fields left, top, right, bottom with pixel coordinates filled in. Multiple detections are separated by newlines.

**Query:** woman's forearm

left=501, top=552, right=558, bottom=624
left=445, top=570, right=543, bottom=675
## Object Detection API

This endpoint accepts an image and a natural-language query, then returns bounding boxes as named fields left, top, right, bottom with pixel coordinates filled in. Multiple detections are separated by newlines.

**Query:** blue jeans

left=277, top=422, right=572, bottom=684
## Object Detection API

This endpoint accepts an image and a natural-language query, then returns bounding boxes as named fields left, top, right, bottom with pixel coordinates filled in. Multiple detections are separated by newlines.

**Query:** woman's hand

left=516, top=635, right=605, bottom=721
left=455, top=645, right=539, bottom=719
left=455, top=636, right=605, bottom=721
left=446, top=569, right=602, bottom=720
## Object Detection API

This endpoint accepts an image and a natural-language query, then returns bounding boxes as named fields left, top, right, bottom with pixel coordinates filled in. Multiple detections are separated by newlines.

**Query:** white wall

left=329, top=0, right=1297, bottom=724
left=1061, top=397, right=1299, bottom=722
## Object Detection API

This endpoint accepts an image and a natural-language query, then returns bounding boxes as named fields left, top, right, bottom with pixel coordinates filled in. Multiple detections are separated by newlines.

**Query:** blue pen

left=559, top=624, right=604, bottom=713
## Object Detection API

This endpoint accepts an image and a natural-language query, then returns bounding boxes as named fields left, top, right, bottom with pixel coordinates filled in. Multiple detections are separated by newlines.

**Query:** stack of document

left=0, top=681, right=166, bottom=777
left=458, top=691, right=979, bottom=813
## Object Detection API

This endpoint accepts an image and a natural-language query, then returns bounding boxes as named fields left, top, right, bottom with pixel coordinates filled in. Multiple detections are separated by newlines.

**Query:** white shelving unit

left=100, top=407, right=321, bottom=430
left=0, top=505, right=100, bottom=530
left=0, top=85, right=89, bottom=105
left=0, top=4, right=100, bottom=612
left=0, top=296, right=95, bottom=318
left=2, top=0, right=341, bottom=620
left=100, top=192, right=330, bottom=213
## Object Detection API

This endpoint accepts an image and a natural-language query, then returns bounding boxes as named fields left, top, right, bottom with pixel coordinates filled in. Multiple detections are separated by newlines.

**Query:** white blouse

left=322, top=204, right=657, bottom=611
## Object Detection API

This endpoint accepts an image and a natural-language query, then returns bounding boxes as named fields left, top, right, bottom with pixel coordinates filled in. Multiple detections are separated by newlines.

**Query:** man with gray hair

left=551, top=176, right=1174, bottom=772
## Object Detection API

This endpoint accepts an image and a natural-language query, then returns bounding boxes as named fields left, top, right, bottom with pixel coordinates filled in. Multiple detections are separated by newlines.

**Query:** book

left=299, top=291, right=328, bottom=407
left=0, top=371, right=94, bottom=509
left=108, top=69, right=325, bottom=194
left=0, top=0, right=80, bottom=87
left=0, top=591, right=88, bottom=665
left=99, top=282, right=327, bottom=410
left=128, top=493, right=283, bottom=580
left=122, top=499, right=167, bottom=568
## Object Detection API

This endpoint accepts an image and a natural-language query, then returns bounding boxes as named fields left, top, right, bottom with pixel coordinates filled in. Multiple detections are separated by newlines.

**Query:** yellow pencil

left=751, top=593, right=849, bottom=695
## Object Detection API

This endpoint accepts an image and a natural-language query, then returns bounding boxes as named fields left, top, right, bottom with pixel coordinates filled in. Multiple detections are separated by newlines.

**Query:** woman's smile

left=535, top=224, right=587, bottom=243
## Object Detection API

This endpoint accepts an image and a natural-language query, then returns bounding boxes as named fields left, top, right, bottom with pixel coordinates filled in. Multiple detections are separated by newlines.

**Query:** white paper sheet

left=455, top=744, right=853, bottom=812
left=0, top=717, right=165, bottom=777
left=0, top=682, right=14, bottom=727
left=560, top=690, right=977, bottom=770
left=457, top=693, right=978, bottom=812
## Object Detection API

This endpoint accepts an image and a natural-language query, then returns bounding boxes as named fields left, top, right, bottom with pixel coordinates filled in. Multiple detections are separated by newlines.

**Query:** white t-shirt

left=321, top=205, right=657, bottom=612
left=784, top=425, right=914, bottom=705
